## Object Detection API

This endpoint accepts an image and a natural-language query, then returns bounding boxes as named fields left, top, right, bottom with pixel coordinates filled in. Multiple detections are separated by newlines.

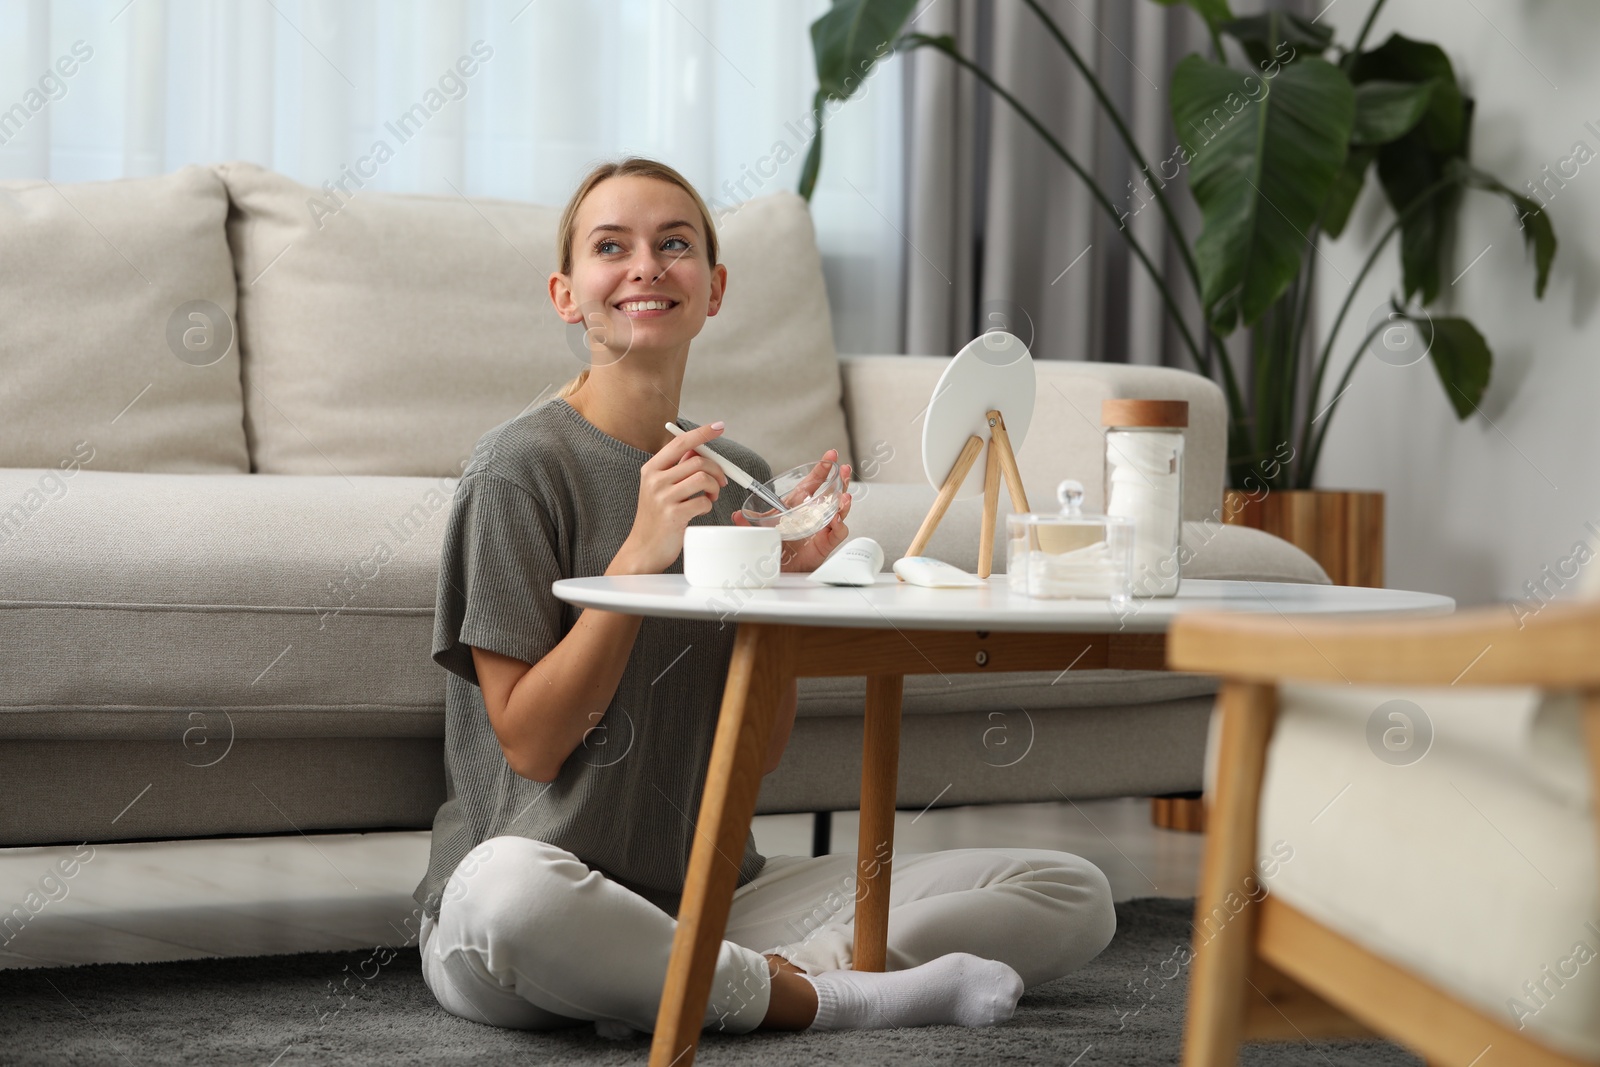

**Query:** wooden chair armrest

left=1177, top=600, right=1600, bottom=1067
left=1168, top=600, right=1600, bottom=687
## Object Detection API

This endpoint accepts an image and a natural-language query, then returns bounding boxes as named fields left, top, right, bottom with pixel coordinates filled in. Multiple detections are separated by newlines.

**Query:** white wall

left=1312, top=0, right=1600, bottom=607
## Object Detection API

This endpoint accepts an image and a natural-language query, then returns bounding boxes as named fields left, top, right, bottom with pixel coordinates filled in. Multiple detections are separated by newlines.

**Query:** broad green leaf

left=1219, top=12, right=1333, bottom=68
left=1448, top=159, right=1558, bottom=298
left=1349, top=34, right=1464, bottom=153
left=1414, top=313, right=1492, bottom=419
left=1376, top=133, right=1458, bottom=303
left=1351, top=79, right=1436, bottom=146
left=1152, top=0, right=1234, bottom=32
left=1354, top=36, right=1471, bottom=302
left=1172, top=54, right=1355, bottom=333
left=1349, top=33, right=1456, bottom=83
left=810, top=0, right=918, bottom=99
left=1320, top=145, right=1374, bottom=238
left=801, top=0, right=919, bottom=199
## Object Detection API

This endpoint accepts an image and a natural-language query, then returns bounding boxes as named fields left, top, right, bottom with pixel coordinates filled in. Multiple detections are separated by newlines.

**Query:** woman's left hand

left=731, top=449, right=852, bottom=573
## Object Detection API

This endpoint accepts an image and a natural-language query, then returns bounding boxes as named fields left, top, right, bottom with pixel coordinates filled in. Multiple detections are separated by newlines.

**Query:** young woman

left=413, top=157, right=1116, bottom=1037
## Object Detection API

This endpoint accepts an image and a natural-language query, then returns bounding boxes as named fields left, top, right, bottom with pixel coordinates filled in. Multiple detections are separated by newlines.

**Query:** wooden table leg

left=853, top=673, right=904, bottom=971
left=649, top=623, right=794, bottom=1067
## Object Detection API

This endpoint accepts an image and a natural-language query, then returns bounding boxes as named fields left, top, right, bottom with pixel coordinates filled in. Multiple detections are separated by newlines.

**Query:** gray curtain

left=901, top=1, right=1284, bottom=369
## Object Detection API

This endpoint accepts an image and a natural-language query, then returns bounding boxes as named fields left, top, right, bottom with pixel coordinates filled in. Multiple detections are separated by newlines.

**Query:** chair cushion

left=0, top=166, right=248, bottom=473
left=1254, top=683, right=1598, bottom=1060
left=215, top=162, right=852, bottom=479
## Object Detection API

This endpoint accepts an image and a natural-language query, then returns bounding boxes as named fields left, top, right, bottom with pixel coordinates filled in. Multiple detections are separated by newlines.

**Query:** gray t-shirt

left=413, top=397, right=772, bottom=919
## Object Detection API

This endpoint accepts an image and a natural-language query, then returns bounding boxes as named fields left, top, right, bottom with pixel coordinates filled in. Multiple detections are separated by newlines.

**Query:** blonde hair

left=554, top=157, right=720, bottom=401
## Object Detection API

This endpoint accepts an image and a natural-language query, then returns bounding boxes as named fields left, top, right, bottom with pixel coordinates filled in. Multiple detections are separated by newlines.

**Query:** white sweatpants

left=418, top=835, right=1116, bottom=1034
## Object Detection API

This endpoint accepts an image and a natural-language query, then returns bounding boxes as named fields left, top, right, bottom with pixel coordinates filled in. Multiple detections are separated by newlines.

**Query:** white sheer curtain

left=0, top=0, right=904, bottom=354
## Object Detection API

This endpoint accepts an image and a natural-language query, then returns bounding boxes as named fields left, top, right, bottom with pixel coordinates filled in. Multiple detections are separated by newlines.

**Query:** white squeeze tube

left=892, top=555, right=984, bottom=588
left=807, top=537, right=884, bottom=586
left=1101, top=400, right=1187, bottom=598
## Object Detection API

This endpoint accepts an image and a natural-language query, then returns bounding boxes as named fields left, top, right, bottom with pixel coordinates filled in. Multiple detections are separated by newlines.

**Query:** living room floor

left=0, top=799, right=1202, bottom=971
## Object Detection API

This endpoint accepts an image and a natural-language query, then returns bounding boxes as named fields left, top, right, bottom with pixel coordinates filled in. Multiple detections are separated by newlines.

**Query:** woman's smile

left=614, top=295, right=680, bottom=319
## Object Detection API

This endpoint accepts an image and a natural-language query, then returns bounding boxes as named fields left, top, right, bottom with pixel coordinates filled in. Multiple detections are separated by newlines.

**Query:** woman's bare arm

left=478, top=559, right=800, bottom=782
left=471, top=548, right=655, bottom=782
left=471, top=422, right=731, bottom=783
left=764, top=679, right=799, bottom=775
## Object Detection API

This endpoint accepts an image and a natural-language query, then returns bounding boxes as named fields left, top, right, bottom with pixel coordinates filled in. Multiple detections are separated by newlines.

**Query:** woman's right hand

left=611, top=422, right=730, bottom=575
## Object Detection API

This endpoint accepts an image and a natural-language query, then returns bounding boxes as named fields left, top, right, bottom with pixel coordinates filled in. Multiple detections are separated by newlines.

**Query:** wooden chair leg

left=1182, top=681, right=1278, bottom=1067
left=649, top=623, right=794, bottom=1067
left=853, top=674, right=905, bottom=971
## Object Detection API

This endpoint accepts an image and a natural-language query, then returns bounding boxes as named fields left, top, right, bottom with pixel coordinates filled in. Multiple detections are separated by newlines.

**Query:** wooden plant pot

left=1222, top=488, right=1385, bottom=588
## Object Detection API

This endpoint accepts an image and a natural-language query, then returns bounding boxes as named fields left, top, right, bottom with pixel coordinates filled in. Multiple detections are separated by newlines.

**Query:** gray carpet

left=0, top=899, right=1421, bottom=1065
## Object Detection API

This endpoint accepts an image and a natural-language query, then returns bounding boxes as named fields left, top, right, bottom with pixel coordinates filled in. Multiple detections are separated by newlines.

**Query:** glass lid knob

left=1056, top=478, right=1085, bottom=516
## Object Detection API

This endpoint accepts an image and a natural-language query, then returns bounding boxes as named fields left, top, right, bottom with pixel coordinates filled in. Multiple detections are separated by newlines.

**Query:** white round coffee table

left=551, top=575, right=1453, bottom=1066
left=554, top=574, right=1452, bottom=632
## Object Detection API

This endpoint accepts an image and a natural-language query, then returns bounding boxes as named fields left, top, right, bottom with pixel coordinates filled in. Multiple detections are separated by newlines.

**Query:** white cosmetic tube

left=806, top=537, right=884, bottom=586
left=892, top=555, right=985, bottom=587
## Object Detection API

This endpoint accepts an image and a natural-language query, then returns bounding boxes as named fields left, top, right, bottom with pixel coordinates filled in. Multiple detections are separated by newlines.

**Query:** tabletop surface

left=551, top=575, right=1455, bottom=633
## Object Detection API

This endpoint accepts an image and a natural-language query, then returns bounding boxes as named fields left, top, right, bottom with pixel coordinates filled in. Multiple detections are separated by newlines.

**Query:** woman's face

left=550, top=175, right=726, bottom=360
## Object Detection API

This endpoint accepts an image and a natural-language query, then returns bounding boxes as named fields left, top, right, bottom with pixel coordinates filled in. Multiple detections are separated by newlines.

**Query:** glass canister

left=1102, top=399, right=1187, bottom=598
left=1006, top=479, right=1134, bottom=603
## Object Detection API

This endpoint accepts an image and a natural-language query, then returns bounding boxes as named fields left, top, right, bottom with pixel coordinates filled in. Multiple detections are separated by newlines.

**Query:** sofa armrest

left=839, top=354, right=1227, bottom=522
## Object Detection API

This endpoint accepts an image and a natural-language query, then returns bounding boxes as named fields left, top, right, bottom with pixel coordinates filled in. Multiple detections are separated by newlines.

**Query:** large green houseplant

left=800, top=0, right=1556, bottom=496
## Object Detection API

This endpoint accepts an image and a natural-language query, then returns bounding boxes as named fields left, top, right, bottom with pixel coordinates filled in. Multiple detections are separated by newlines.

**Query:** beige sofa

left=0, top=163, right=1327, bottom=847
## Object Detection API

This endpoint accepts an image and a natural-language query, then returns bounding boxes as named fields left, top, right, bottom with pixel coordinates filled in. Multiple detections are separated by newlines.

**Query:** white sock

left=802, top=952, right=1024, bottom=1031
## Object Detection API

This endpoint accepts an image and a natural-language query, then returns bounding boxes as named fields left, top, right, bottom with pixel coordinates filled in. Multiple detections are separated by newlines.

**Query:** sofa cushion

left=0, top=166, right=248, bottom=473
left=1180, top=521, right=1331, bottom=583
left=216, top=162, right=851, bottom=479
left=0, top=468, right=445, bottom=744
left=0, top=467, right=1236, bottom=745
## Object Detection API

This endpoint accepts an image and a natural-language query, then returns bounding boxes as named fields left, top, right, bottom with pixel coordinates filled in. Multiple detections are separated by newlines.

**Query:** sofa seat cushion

left=0, top=468, right=447, bottom=742
left=1254, top=683, right=1598, bottom=1060
left=0, top=468, right=1231, bottom=746
left=216, top=162, right=851, bottom=479
left=0, top=166, right=248, bottom=473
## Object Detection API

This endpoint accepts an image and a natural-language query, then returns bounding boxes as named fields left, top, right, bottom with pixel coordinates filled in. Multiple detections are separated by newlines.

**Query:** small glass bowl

left=739, top=459, right=844, bottom=541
